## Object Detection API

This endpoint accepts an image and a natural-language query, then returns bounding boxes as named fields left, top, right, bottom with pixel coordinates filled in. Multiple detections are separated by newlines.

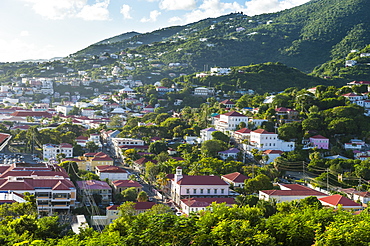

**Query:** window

left=200, top=189, right=204, bottom=194
left=221, top=189, right=224, bottom=194
left=207, top=189, right=211, bottom=194
left=193, top=189, right=196, bottom=194
left=186, top=189, right=189, bottom=194
left=214, top=189, right=217, bottom=194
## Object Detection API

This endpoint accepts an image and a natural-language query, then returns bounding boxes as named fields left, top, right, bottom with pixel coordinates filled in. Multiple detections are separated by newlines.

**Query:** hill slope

left=73, top=0, right=370, bottom=74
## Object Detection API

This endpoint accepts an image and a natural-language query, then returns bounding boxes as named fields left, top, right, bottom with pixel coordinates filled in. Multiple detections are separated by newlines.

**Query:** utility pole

left=302, top=161, right=305, bottom=183
left=326, top=168, right=329, bottom=192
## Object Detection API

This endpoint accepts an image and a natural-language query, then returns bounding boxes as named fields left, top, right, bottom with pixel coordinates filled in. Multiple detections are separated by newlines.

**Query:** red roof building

left=221, top=172, right=250, bottom=188
left=319, top=194, right=362, bottom=210
left=180, top=197, right=235, bottom=214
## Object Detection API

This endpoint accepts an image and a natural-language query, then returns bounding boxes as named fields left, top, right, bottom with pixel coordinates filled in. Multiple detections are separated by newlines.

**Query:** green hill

left=73, top=0, right=370, bottom=74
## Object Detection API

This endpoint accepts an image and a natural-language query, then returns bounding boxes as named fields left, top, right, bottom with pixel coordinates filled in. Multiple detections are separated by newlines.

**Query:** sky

left=0, top=0, right=310, bottom=62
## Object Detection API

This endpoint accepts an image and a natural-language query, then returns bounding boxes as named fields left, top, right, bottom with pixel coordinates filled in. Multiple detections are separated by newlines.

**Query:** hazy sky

left=0, top=0, right=310, bottom=62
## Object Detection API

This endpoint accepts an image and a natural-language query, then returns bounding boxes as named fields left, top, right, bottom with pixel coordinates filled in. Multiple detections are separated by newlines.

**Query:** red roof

left=222, top=111, right=247, bottom=117
left=263, top=150, right=284, bottom=155
left=112, top=180, right=142, bottom=188
left=319, top=194, right=361, bottom=207
left=134, top=202, right=156, bottom=210
left=76, top=180, right=111, bottom=190
left=235, top=128, right=251, bottom=134
left=261, top=190, right=327, bottom=196
left=181, top=197, right=235, bottom=207
left=342, top=93, right=359, bottom=97
left=252, top=129, right=275, bottom=134
left=220, top=99, right=235, bottom=105
left=10, top=111, right=52, bottom=118
left=177, top=175, right=228, bottom=186
left=222, top=172, right=250, bottom=183
left=134, top=157, right=157, bottom=165
left=310, top=135, right=328, bottom=139
left=0, top=133, right=11, bottom=144
left=96, top=165, right=126, bottom=173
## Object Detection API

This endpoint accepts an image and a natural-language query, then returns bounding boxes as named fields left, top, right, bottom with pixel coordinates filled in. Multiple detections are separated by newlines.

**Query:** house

left=0, top=191, right=27, bottom=205
left=199, top=127, right=217, bottom=143
left=247, top=129, right=294, bottom=152
left=0, top=133, right=12, bottom=151
left=344, top=139, right=366, bottom=150
left=76, top=180, right=112, bottom=205
left=171, top=167, right=230, bottom=205
left=309, top=135, right=329, bottom=149
left=0, top=162, right=76, bottom=213
left=221, top=172, right=250, bottom=188
left=275, top=107, right=298, bottom=119
left=95, top=165, right=128, bottom=181
left=220, top=99, right=235, bottom=108
left=259, top=184, right=327, bottom=203
left=339, top=188, right=370, bottom=205
left=218, top=148, right=240, bottom=160
left=194, top=87, right=214, bottom=96
left=91, top=202, right=156, bottom=226
left=111, top=180, right=143, bottom=194
left=43, top=143, right=73, bottom=160
left=111, top=138, right=146, bottom=159
left=233, top=128, right=251, bottom=143
left=180, top=197, right=235, bottom=215
left=65, top=152, right=113, bottom=171
left=214, top=111, right=249, bottom=132
left=133, top=157, right=157, bottom=172
left=262, top=150, right=284, bottom=164
left=319, top=194, right=362, bottom=210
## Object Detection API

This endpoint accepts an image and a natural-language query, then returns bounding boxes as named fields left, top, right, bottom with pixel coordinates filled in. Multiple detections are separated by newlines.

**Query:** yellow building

left=64, top=152, right=114, bottom=171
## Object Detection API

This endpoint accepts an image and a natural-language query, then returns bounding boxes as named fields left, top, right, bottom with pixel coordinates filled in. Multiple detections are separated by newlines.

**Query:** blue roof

left=202, top=127, right=217, bottom=132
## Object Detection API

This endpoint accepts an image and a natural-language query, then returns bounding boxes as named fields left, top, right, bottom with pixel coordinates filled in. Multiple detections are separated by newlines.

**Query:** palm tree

left=156, top=172, right=170, bottom=200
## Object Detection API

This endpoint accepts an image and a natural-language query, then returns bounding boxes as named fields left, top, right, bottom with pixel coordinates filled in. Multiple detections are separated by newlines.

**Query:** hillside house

left=214, top=111, right=249, bottom=132
left=246, top=129, right=294, bottom=152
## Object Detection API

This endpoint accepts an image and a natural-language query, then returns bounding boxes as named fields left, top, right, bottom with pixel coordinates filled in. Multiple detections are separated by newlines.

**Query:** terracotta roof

left=252, top=129, right=275, bottom=134
left=134, top=157, right=157, bottom=165
left=0, top=133, right=11, bottom=144
left=96, top=165, right=126, bottom=173
left=112, top=180, right=142, bottom=188
left=235, top=128, right=251, bottom=134
left=220, top=99, right=235, bottom=105
left=10, top=111, right=52, bottom=118
left=177, top=175, right=228, bottom=186
left=222, top=172, right=250, bottom=183
left=342, top=93, right=360, bottom=97
left=181, top=197, right=235, bottom=207
left=263, top=150, right=284, bottom=155
left=319, top=194, right=362, bottom=207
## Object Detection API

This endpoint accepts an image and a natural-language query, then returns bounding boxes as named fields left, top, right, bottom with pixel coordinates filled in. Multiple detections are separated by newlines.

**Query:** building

left=221, top=172, right=250, bottom=188
left=218, top=148, right=240, bottom=160
left=64, top=152, right=113, bottom=172
left=309, top=135, right=329, bottom=149
left=262, top=150, right=284, bottom=164
left=233, top=128, right=251, bottom=143
left=171, top=167, right=229, bottom=205
left=259, top=184, right=327, bottom=203
left=339, top=188, right=370, bottom=205
left=199, top=127, right=217, bottom=143
left=194, top=87, right=214, bottom=96
left=0, top=162, right=76, bottom=213
left=111, top=180, right=143, bottom=194
left=180, top=197, right=235, bottom=215
left=214, top=111, right=249, bottom=132
left=247, top=129, right=295, bottom=152
left=76, top=180, right=112, bottom=205
left=95, top=165, right=128, bottom=181
left=43, top=143, right=73, bottom=160
left=319, top=194, right=362, bottom=210
left=220, top=99, right=235, bottom=108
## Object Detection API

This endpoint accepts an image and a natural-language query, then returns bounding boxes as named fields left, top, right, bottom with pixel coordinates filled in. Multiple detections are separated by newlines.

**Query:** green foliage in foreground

left=2, top=199, right=370, bottom=245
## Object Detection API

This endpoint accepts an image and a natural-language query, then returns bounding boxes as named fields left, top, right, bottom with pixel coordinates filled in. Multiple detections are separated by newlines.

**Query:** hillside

left=72, top=0, right=370, bottom=74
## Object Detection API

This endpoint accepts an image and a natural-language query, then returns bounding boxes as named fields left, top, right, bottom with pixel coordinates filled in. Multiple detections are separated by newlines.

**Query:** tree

left=137, top=191, right=149, bottom=202
left=59, top=161, right=79, bottom=182
left=121, top=187, right=139, bottom=202
left=243, top=174, right=273, bottom=194
left=201, top=139, right=228, bottom=157
left=211, top=131, right=230, bottom=143
left=86, top=141, right=99, bottom=152
left=148, top=141, right=168, bottom=154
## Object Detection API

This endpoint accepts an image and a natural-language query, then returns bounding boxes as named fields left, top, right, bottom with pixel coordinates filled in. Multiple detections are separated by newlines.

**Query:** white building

left=43, top=143, right=73, bottom=160
left=171, top=167, right=229, bottom=205
left=247, top=129, right=294, bottom=152
left=56, top=105, right=74, bottom=115
left=180, top=197, right=235, bottom=215
left=194, top=87, right=214, bottom=96
left=95, top=165, right=128, bottom=181
left=199, top=127, right=217, bottom=143
left=214, top=111, right=249, bottom=132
